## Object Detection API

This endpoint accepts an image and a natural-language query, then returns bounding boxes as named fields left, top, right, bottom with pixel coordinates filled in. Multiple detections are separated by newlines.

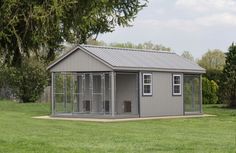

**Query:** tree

left=202, top=77, right=219, bottom=104
left=219, top=43, right=236, bottom=107
left=86, top=38, right=106, bottom=46
left=198, top=49, right=225, bottom=70
left=110, top=41, right=171, bottom=51
left=86, top=40, right=171, bottom=51
left=0, top=0, right=147, bottom=66
left=181, top=51, right=194, bottom=61
left=198, top=49, right=225, bottom=83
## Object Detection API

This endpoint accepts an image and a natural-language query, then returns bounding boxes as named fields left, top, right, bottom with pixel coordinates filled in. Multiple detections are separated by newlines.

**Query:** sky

left=98, top=0, right=236, bottom=59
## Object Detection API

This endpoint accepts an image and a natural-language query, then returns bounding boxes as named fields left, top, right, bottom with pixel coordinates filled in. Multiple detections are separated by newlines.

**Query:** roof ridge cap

left=81, top=44, right=175, bottom=54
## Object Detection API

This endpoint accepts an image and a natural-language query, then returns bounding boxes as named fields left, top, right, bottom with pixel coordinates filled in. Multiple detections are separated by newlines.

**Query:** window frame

left=172, top=74, right=182, bottom=96
left=142, top=73, right=152, bottom=96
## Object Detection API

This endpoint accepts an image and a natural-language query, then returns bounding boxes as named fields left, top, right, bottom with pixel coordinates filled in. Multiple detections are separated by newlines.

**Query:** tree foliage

left=181, top=51, right=194, bottom=61
left=202, top=77, right=219, bottom=104
left=86, top=39, right=171, bottom=51
left=0, top=58, right=48, bottom=102
left=0, top=0, right=147, bottom=66
left=198, top=49, right=225, bottom=71
left=203, top=69, right=222, bottom=84
left=198, top=49, right=225, bottom=84
left=110, top=41, right=171, bottom=51
left=219, top=43, right=236, bottom=107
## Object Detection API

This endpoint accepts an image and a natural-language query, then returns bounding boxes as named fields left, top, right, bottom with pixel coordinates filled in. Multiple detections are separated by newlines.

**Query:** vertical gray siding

left=50, top=49, right=112, bottom=72
left=140, top=72, right=184, bottom=117
left=116, top=73, right=138, bottom=115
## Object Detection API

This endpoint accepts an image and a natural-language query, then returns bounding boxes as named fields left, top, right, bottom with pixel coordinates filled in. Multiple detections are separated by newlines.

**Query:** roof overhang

left=113, top=66, right=206, bottom=74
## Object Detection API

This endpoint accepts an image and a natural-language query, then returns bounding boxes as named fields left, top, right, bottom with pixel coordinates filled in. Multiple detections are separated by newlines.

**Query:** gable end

left=49, top=48, right=112, bottom=72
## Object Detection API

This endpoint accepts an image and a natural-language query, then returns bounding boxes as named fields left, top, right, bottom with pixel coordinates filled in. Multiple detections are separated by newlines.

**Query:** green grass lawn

left=0, top=101, right=235, bottom=153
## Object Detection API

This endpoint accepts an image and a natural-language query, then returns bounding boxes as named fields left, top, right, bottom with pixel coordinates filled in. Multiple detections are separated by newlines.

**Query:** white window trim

left=143, top=73, right=152, bottom=96
left=173, top=74, right=182, bottom=96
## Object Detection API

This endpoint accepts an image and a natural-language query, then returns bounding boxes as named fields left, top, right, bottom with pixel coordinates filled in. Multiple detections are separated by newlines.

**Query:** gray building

left=47, top=45, right=205, bottom=118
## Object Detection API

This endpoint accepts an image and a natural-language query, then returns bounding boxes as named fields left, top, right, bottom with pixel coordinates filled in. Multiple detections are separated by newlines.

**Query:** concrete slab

left=32, top=114, right=216, bottom=122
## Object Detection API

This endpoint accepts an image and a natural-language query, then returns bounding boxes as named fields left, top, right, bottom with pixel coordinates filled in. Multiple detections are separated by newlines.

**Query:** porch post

left=138, top=71, right=142, bottom=117
left=111, top=71, right=116, bottom=117
left=200, top=74, right=203, bottom=114
left=51, top=72, right=54, bottom=115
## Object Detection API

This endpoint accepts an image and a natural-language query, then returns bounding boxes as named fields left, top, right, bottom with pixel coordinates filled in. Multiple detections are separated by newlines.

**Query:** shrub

left=0, top=58, right=48, bottom=102
left=203, top=69, right=222, bottom=84
left=0, top=67, right=16, bottom=100
left=202, top=77, right=219, bottom=104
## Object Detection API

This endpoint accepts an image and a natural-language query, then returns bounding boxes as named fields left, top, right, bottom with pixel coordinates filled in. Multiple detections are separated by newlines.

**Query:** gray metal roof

left=80, top=45, right=205, bottom=73
left=48, top=44, right=205, bottom=73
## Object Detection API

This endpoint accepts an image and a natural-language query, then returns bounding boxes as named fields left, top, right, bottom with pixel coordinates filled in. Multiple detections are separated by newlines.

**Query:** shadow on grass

left=204, top=104, right=236, bottom=117
left=206, top=104, right=236, bottom=109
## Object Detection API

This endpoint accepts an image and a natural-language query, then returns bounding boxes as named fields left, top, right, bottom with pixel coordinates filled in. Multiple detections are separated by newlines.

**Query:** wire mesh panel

left=54, top=73, right=65, bottom=113
left=184, top=76, right=192, bottom=112
left=73, top=74, right=83, bottom=113
left=184, top=75, right=201, bottom=113
left=53, top=72, right=111, bottom=115
left=65, top=74, right=73, bottom=113
left=83, top=74, right=92, bottom=113
left=193, top=77, right=200, bottom=112
left=53, top=73, right=74, bottom=113
left=92, top=74, right=101, bottom=113
left=104, top=73, right=111, bottom=114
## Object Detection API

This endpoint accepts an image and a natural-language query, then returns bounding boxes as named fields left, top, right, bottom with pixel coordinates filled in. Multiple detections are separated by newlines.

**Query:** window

left=143, top=73, right=152, bottom=96
left=173, top=74, right=181, bottom=95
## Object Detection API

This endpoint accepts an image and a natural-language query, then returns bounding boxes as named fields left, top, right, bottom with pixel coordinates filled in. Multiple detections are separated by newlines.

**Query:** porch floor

left=33, top=114, right=215, bottom=122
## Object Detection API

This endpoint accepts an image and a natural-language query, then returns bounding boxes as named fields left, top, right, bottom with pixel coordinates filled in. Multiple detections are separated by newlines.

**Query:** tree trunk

left=12, top=48, right=22, bottom=67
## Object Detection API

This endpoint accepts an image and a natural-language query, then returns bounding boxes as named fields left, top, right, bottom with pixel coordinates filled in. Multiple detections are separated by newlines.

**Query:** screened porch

left=183, top=74, right=202, bottom=114
left=51, top=72, right=139, bottom=118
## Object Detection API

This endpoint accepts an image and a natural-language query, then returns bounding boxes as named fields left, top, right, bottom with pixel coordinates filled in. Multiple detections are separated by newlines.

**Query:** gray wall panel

left=140, top=72, right=183, bottom=117
left=116, top=73, right=138, bottom=115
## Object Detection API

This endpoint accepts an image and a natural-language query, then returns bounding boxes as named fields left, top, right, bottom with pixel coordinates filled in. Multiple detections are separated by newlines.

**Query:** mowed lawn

left=0, top=101, right=235, bottom=153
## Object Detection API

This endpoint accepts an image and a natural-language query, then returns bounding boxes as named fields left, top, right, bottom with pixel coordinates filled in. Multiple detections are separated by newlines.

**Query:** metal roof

left=81, top=45, right=205, bottom=73
left=48, top=44, right=205, bottom=73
